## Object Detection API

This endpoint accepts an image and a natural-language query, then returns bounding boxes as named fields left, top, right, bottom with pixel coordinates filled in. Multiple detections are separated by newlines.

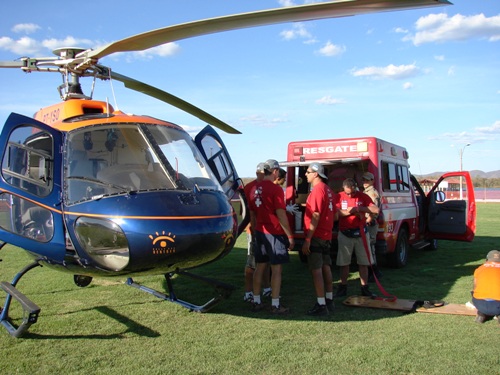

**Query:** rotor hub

left=52, top=47, right=87, bottom=59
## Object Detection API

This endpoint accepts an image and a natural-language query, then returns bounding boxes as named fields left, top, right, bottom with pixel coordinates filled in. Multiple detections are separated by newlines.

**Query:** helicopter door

left=0, top=113, right=66, bottom=261
left=194, top=125, right=248, bottom=235
left=425, top=171, right=476, bottom=242
left=194, top=125, right=242, bottom=199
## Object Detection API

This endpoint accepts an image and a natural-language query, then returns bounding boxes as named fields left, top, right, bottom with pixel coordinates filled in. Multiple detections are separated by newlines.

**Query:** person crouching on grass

left=472, top=250, right=500, bottom=324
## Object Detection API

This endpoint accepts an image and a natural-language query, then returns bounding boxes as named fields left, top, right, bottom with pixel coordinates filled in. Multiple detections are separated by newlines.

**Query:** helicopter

left=0, top=0, right=451, bottom=337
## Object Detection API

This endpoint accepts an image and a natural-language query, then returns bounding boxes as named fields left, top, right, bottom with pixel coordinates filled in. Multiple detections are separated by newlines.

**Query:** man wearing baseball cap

left=243, top=162, right=271, bottom=303
left=362, top=171, right=383, bottom=282
left=302, top=162, right=336, bottom=316
left=248, top=159, right=294, bottom=314
left=472, top=250, right=500, bottom=324
left=334, top=177, right=379, bottom=298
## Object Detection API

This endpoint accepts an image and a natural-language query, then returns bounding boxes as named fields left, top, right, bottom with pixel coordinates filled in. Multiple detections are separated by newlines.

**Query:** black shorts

left=254, top=231, right=290, bottom=265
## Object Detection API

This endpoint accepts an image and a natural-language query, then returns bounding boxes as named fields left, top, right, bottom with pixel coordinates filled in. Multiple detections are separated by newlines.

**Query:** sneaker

left=333, top=284, right=347, bottom=298
left=251, top=302, right=265, bottom=312
left=243, top=293, right=253, bottom=303
left=307, top=302, right=329, bottom=316
left=475, top=312, right=487, bottom=324
left=326, top=298, right=335, bottom=312
left=263, top=288, right=272, bottom=298
left=271, top=305, right=290, bottom=315
left=360, top=285, right=376, bottom=298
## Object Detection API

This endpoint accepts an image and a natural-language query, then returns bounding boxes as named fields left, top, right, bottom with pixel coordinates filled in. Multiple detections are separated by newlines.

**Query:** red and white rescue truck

left=282, top=136, right=476, bottom=267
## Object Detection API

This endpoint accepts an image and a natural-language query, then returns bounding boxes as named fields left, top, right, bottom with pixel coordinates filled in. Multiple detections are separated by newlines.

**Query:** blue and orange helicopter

left=0, top=0, right=450, bottom=337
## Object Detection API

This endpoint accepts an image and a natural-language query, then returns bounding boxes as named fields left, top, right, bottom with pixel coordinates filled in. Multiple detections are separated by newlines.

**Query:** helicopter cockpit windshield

left=65, top=123, right=223, bottom=204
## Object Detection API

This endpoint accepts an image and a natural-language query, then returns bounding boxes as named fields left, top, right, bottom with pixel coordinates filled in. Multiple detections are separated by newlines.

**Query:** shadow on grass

left=21, top=304, right=161, bottom=339
left=146, top=234, right=493, bottom=323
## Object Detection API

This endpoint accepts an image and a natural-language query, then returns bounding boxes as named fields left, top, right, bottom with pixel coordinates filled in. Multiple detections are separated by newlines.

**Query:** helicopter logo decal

left=150, top=231, right=176, bottom=255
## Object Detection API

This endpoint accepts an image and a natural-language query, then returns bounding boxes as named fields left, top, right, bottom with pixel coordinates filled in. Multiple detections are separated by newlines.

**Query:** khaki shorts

left=336, top=231, right=373, bottom=266
left=307, top=237, right=332, bottom=271
left=367, top=223, right=378, bottom=244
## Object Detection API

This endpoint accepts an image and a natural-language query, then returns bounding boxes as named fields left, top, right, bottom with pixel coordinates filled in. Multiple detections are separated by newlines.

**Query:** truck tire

left=388, top=227, right=409, bottom=268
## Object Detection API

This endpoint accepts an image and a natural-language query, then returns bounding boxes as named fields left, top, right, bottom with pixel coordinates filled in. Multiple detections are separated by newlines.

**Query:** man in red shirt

left=301, top=163, right=336, bottom=316
left=472, top=250, right=500, bottom=323
left=249, top=159, right=294, bottom=314
left=334, top=178, right=379, bottom=298
left=243, top=162, right=271, bottom=303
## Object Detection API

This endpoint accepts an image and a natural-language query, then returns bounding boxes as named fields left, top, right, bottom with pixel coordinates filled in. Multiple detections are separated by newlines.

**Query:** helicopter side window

left=0, top=192, right=54, bottom=242
left=1, top=126, right=53, bottom=197
left=198, top=135, right=235, bottom=196
left=143, top=124, right=222, bottom=192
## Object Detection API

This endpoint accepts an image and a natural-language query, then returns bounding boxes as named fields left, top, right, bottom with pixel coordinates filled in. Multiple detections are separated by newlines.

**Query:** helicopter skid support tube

left=0, top=282, right=41, bottom=338
left=126, top=271, right=234, bottom=313
left=0, top=260, right=42, bottom=338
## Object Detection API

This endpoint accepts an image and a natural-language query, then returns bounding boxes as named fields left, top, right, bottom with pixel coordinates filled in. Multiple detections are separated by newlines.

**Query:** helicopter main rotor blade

left=108, top=69, right=241, bottom=134
left=86, top=0, right=450, bottom=60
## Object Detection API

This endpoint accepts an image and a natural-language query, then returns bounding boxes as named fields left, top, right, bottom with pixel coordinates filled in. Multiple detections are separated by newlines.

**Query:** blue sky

left=0, top=0, right=499, bottom=177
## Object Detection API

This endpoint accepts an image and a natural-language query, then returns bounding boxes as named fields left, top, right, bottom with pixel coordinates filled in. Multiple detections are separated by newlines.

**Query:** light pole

left=459, top=143, right=470, bottom=199
left=459, top=143, right=470, bottom=171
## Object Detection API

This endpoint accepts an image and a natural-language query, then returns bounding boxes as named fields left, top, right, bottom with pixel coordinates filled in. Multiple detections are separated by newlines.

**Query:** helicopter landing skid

left=126, top=270, right=234, bottom=313
left=0, top=260, right=42, bottom=338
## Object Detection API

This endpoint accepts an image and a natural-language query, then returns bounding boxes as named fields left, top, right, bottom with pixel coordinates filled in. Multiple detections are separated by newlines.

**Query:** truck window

left=398, top=165, right=410, bottom=191
left=382, top=162, right=397, bottom=192
left=382, top=162, right=410, bottom=193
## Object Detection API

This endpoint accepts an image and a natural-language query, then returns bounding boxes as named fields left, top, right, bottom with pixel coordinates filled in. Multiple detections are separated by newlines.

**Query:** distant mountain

left=414, top=170, right=500, bottom=179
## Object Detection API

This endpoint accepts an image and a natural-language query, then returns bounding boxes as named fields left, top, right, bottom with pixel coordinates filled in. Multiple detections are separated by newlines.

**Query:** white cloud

left=0, top=36, right=40, bottom=55
left=280, top=22, right=315, bottom=43
left=42, top=36, right=94, bottom=51
left=316, top=95, right=346, bottom=105
left=434, top=55, right=445, bottom=61
left=447, top=66, right=456, bottom=76
left=403, top=82, right=413, bottom=90
left=12, top=23, right=40, bottom=34
left=394, top=27, right=408, bottom=34
left=431, top=120, right=500, bottom=143
left=351, top=63, right=421, bottom=80
left=404, top=13, right=500, bottom=46
left=239, top=114, right=289, bottom=128
left=278, top=0, right=296, bottom=6
left=0, top=32, right=179, bottom=60
left=476, top=120, right=500, bottom=135
left=316, top=41, right=345, bottom=57
left=132, top=43, right=180, bottom=59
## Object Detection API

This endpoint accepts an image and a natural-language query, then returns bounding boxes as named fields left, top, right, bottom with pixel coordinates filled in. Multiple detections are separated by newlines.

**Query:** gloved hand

left=286, top=204, right=300, bottom=215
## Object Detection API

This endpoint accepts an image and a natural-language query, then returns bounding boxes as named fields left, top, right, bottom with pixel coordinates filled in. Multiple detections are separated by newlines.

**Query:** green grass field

left=0, top=203, right=498, bottom=374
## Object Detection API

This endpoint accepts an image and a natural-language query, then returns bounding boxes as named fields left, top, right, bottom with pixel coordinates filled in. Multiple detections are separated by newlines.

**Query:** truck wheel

left=388, top=227, right=409, bottom=268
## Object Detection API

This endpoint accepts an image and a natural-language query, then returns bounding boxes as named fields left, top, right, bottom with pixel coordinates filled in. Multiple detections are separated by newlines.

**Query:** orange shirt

left=473, top=261, right=500, bottom=301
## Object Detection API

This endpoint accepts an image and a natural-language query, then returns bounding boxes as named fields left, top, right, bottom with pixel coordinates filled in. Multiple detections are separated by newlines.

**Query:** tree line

left=472, top=177, right=500, bottom=188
